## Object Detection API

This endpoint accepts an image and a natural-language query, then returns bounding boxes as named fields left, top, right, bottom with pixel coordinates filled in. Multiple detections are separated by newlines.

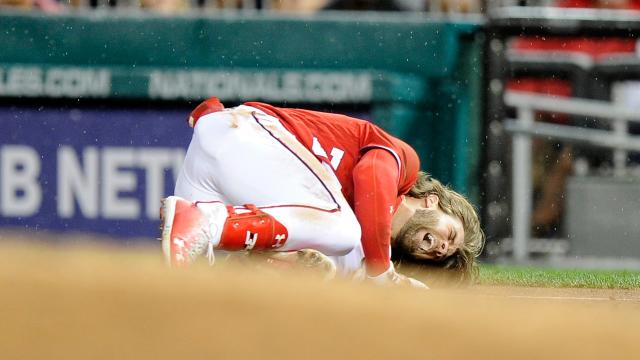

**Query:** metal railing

left=503, top=90, right=640, bottom=261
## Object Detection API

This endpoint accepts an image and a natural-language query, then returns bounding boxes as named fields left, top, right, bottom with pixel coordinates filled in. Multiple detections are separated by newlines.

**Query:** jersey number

left=312, top=137, right=344, bottom=170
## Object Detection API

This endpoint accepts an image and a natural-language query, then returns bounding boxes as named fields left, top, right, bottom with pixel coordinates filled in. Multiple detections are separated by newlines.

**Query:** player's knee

left=343, top=216, right=362, bottom=249
left=320, top=215, right=361, bottom=256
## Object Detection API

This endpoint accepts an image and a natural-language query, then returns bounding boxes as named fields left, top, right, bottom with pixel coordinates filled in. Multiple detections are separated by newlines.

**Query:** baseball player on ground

left=160, top=97, right=484, bottom=287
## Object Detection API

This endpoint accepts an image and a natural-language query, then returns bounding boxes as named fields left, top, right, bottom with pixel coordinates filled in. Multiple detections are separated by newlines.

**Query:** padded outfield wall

left=0, top=10, right=483, bottom=240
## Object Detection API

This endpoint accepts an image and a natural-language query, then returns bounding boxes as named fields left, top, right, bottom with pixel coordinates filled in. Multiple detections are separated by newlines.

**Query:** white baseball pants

left=174, top=105, right=363, bottom=266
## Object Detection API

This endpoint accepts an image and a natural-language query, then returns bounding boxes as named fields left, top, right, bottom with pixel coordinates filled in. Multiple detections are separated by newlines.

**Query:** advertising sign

left=0, top=105, right=192, bottom=240
left=0, top=65, right=373, bottom=104
left=0, top=104, right=372, bottom=241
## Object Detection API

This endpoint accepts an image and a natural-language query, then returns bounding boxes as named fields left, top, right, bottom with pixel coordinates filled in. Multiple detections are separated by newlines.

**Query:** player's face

left=394, top=198, right=465, bottom=262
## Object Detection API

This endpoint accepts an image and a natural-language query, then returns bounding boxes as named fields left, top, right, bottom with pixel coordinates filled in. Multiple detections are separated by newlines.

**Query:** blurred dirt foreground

left=1, top=241, right=639, bottom=360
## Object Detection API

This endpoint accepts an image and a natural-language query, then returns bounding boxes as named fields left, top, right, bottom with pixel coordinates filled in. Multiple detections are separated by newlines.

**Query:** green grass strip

left=479, top=264, right=640, bottom=289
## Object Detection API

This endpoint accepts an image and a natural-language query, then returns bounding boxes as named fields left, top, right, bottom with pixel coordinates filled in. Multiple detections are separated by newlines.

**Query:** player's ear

left=425, top=194, right=440, bottom=209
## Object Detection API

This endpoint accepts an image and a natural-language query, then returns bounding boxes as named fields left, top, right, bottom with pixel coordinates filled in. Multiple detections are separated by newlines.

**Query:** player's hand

left=367, top=264, right=429, bottom=289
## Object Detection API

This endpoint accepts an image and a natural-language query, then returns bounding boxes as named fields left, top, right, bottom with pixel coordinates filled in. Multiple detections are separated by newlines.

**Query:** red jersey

left=246, top=102, right=420, bottom=274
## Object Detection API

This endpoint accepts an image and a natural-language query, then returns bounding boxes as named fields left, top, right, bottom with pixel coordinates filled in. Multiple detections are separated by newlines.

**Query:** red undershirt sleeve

left=352, top=148, right=400, bottom=276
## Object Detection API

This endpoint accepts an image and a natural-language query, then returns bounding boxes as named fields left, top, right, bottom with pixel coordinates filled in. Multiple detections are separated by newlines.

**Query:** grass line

left=479, top=264, right=640, bottom=289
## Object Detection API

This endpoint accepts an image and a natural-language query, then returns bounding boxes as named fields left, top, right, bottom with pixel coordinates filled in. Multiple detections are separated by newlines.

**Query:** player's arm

left=352, top=148, right=400, bottom=276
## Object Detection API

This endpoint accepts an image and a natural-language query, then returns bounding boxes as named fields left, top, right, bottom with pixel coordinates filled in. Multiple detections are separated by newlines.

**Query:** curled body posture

left=161, top=98, right=484, bottom=286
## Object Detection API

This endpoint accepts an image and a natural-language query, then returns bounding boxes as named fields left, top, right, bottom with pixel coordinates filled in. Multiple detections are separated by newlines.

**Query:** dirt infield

left=1, top=242, right=639, bottom=360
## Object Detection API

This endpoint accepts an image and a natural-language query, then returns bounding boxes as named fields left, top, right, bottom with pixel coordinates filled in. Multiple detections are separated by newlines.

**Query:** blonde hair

left=404, top=171, right=485, bottom=283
